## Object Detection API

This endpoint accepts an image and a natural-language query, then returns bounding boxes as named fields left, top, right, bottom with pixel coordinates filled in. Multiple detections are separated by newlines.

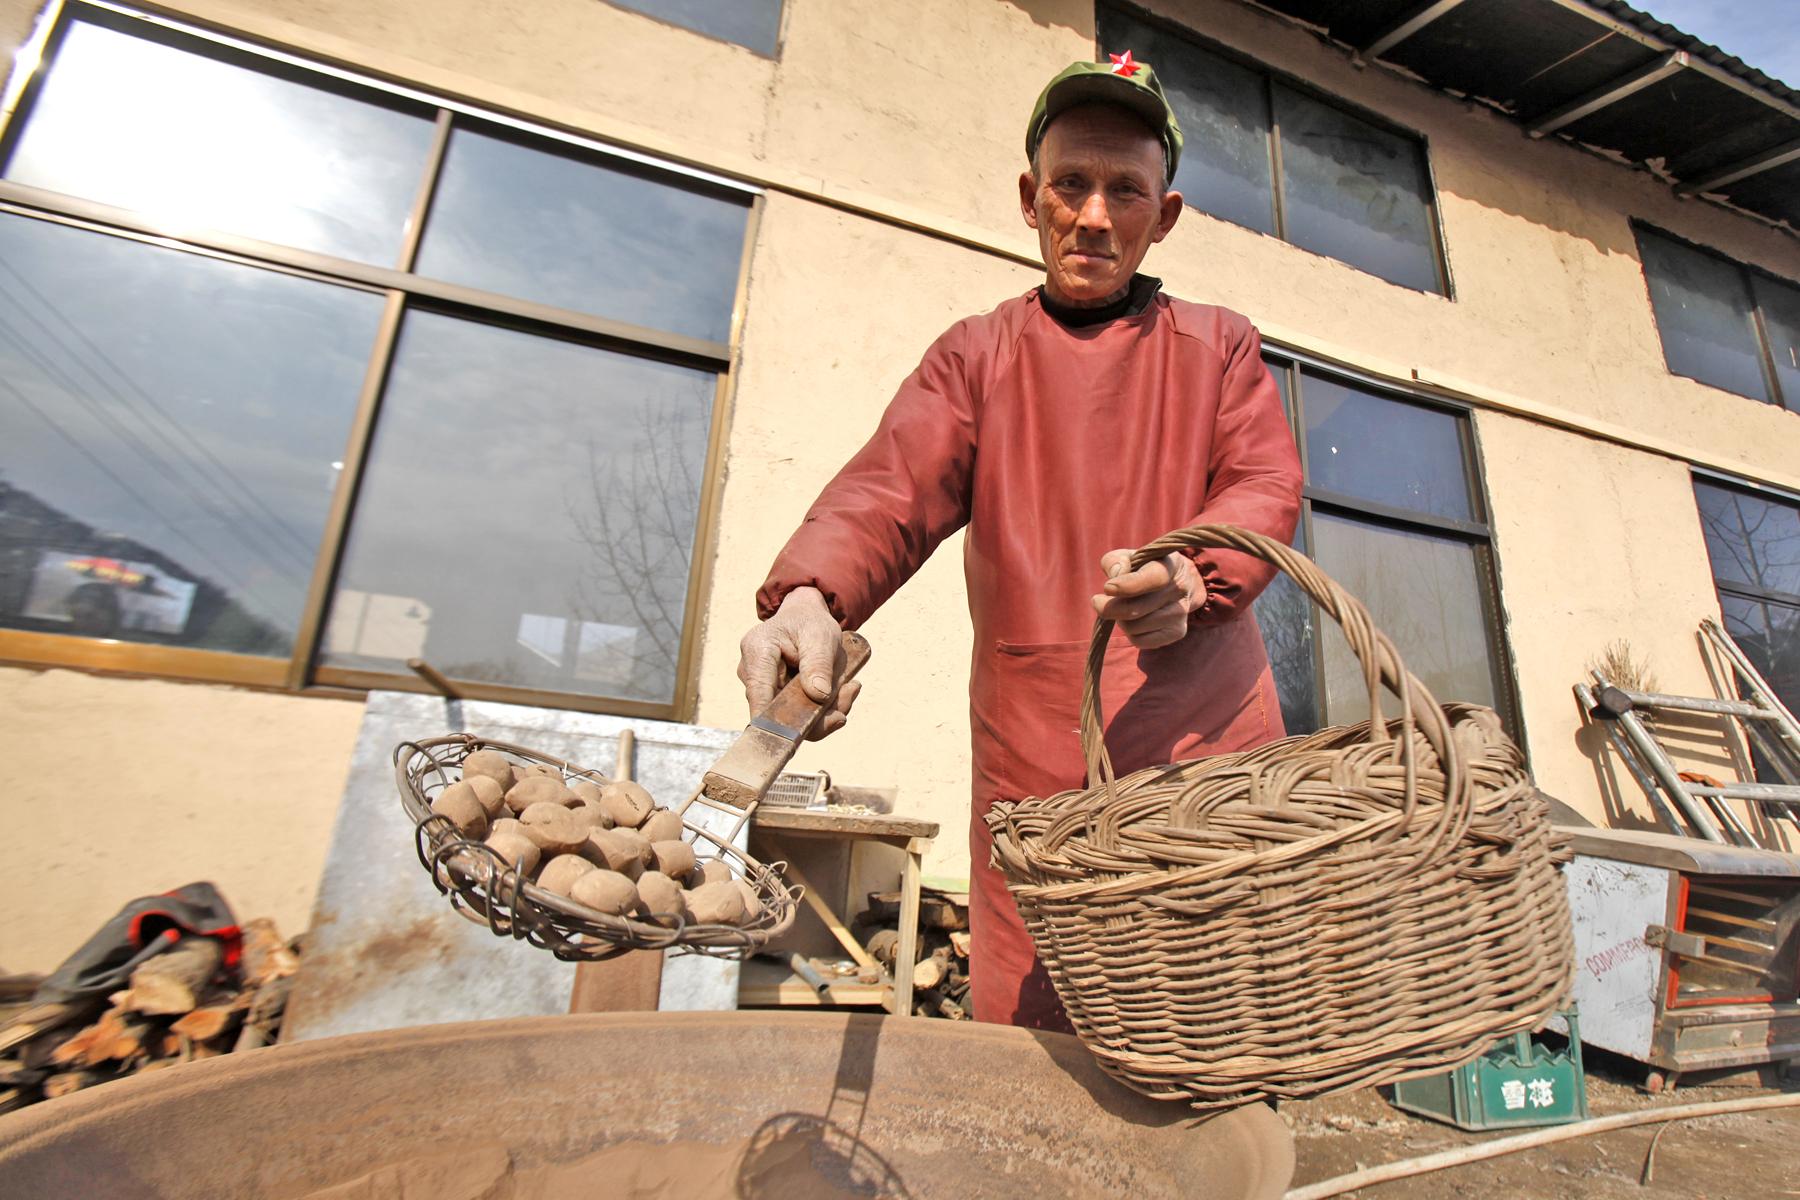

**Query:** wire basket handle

left=1080, top=523, right=1473, bottom=862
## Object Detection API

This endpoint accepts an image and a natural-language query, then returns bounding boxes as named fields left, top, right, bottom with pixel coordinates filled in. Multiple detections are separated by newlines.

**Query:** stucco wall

left=0, top=668, right=363, bottom=973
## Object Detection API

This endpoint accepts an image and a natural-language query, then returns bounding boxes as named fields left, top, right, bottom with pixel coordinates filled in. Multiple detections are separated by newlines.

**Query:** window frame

left=602, top=0, right=787, bottom=60
left=0, top=0, right=762, bottom=721
left=1633, top=221, right=1799, bottom=413
left=1258, top=345, right=1520, bottom=739
left=1097, top=0, right=1454, bottom=298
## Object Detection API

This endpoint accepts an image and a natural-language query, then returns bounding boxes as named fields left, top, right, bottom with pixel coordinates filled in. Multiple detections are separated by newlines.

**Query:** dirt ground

left=1281, top=1053, right=1800, bottom=1199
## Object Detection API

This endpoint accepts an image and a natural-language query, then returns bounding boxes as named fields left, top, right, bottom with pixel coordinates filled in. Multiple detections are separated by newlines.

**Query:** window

left=1693, top=478, right=1800, bottom=725
left=1096, top=4, right=1447, bottom=295
left=1637, top=226, right=1799, bottom=412
left=1252, top=357, right=1513, bottom=737
left=0, top=5, right=754, bottom=715
left=606, top=0, right=783, bottom=57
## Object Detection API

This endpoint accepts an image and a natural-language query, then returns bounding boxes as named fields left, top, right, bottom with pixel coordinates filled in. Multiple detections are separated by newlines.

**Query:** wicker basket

left=396, top=735, right=799, bottom=960
left=984, top=524, right=1575, bottom=1109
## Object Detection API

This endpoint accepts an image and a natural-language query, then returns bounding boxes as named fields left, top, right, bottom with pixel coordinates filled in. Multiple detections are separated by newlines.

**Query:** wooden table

left=741, top=807, right=940, bottom=1016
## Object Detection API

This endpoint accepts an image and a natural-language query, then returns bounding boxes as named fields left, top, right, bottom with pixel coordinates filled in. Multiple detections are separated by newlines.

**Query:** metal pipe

left=1594, top=685, right=1727, bottom=843
left=1704, top=618, right=1800, bottom=764
left=1574, top=684, right=1688, bottom=837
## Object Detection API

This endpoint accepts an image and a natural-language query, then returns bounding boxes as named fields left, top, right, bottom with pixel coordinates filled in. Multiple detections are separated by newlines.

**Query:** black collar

left=1038, top=274, right=1163, bottom=328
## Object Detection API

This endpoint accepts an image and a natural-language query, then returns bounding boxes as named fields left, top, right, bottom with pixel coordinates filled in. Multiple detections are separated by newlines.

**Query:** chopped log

left=77, top=1008, right=152, bottom=1065
left=49, top=1020, right=109, bottom=1066
left=0, top=975, right=43, bottom=1003
left=43, top=1070, right=107, bottom=1099
left=127, top=937, right=223, bottom=1016
left=865, top=890, right=968, bottom=930
left=233, top=974, right=294, bottom=1053
left=0, top=999, right=100, bottom=1056
left=171, top=1003, right=242, bottom=1043
left=912, top=949, right=951, bottom=991
left=0, top=1059, right=45, bottom=1087
left=863, top=928, right=900, bottom=967
left=20, top=1026, right=78, bottom=1070
left=240, top=919, right=300, bottom=988
left=949, top=931, right=971, bottom=959
left=0, top=1087, right=26, bottom=1115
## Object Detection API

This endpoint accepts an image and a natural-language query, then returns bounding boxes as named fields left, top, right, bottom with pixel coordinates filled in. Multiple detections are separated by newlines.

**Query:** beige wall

left=1, top=0, right=1798, bottom=927
left=0, top=668, right=363, bottom=973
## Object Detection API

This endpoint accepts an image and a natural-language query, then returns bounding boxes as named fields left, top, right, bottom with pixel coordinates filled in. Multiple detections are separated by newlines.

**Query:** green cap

left=1026, top=52, right=1183, bottom=178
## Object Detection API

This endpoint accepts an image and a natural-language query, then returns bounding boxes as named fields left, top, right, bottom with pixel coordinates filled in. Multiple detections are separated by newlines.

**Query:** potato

left=569, top=800, right=610, bottom=832
left=649, top=840, right=696, bottom=879
left=484, top=830, right=540, bottom=877
left=520, top=802, right=587, bottom=854
left=735, top=879, right=764, bottom=921
left=583, top=827, right=651, bottom=879
left=641, top=808, right=683, bottom=843
left=600, top=781, right=655, bottom=829
left=430, top=787, right=488, bottom=839
left=463, top=774, right=507, bottom=819
left=635, top=871, right=687, bottom=928
left=699, top=860, right=733, bottom=887
left=535, top=854, right=594, bottom=898
left=571, top=869, right=638, bottom=916
left=569, top=780, right=604, bottom=806
left=505, top=776, right=576, bottom=814
left=491, top=817, right=523, bottom=839
left=686, top=880, right=747, bottom=926
left=523, top=763, right=564, bottom=781
left=460, top=749, right=514, bottom=793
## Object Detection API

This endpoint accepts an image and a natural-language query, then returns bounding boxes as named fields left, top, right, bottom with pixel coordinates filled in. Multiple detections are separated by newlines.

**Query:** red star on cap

left=1109, top=50, right=1141, bottom=77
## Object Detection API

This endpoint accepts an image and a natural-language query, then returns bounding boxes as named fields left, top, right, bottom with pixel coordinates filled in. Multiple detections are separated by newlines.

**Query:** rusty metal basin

left=0, top=1012, right=1292, bottom=1198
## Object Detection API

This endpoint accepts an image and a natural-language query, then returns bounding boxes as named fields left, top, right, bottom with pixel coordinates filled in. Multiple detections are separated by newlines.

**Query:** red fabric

left=758, top=290, right=1302, bottom=1029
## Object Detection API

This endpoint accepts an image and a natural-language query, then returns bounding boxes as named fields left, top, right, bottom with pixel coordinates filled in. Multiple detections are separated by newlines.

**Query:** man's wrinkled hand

left=736, top=586, right=862, bottom=740
left=1091, top=550, right=1206, bottom=649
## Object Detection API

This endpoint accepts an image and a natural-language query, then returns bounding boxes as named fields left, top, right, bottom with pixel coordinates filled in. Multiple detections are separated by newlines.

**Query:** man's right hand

left=736, top=586, right=861, bottom=739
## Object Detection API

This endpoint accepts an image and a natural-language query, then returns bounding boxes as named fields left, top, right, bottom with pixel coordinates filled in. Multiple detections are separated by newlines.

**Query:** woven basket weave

left=984, top=524, right=1574, bottom=1109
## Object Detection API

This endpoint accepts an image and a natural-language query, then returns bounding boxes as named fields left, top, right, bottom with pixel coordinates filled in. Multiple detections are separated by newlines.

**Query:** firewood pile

left=857, top=887, right=972, bottom=1019
left=0, top=918, right=300, bottom=1115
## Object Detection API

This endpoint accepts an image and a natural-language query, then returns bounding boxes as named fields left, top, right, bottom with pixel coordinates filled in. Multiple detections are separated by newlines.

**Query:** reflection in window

left=607, top=0, right=784, bottom=56
left=1274, top=84, right=1440, bottom=294
left=1311, top=513, right=1497, bottom=725
left=321, top=312, right=716, bottom=703
left=1694, top=480, right=1800, bottom=599
left=415, top=127, right=751, bottom=342
left=1096, top=5, right=1444, bottom=294
left=1719, top=594, right=1800, bottom=718
left=4, top=18, right=436, bottom=264
left=0, top=215, right=381, bottom=654
left=1751, top=274, right=1800, bottom=412
left=1302, top=372, right=1473, bottom=520
left=1638, top=229, right=1775, bottom=405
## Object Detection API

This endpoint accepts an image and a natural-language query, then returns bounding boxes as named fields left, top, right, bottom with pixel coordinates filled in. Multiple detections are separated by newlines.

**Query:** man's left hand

left=1092, top=550, right=1206, bottom=649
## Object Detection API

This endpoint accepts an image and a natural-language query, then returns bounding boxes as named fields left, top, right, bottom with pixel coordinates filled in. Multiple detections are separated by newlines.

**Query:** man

left=739, top=55, right=1303, bottom=1030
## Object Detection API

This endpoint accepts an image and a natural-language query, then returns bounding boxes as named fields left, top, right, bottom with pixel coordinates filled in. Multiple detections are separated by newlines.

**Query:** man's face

left=1020, top=104, right=1183, bottom=306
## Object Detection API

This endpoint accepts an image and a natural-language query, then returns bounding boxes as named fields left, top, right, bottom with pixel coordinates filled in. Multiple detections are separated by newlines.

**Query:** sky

left=1641, top=0, right=1800, bottom=88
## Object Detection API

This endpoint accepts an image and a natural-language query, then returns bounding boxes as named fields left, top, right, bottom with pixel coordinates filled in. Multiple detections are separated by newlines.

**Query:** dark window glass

left=1718, top=593, right=1800, bottom=722
left=1751, top=274, right=1800, bottom=413
left=1273, top=84, right=1440, bottom=293
left=1638, top=230, right=1772, bottom=404
left=1302, top=372, right=1473, bottom=520
left=4, top=20, right=436, bottom=264
left=321, top=313, right=715, bottom=703
left=1310, top=512, right=1498, bottom=726
left=1096, top=7, right=1275, bottom=234
left=415, top=127, right=750, bottom=343
left=1694, top=480, right=1800, bottom=599
left=607, top=0, right=782, bottom=56
left=1254, top=542, right=1319, bottom=737
left=0, top=215, right=382, bottom=653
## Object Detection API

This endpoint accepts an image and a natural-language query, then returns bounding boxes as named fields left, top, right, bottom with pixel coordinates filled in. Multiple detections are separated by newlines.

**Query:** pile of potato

left=428, top=749, right=762, bottom=930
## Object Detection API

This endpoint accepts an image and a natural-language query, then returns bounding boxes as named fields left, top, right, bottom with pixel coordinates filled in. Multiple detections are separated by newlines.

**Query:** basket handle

left=1080, top=524, right=1473, bottom=861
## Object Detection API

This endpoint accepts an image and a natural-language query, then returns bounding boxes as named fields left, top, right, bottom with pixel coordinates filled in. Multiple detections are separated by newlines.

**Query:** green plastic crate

left=1389, top=1010, right=1589, bottom=1130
